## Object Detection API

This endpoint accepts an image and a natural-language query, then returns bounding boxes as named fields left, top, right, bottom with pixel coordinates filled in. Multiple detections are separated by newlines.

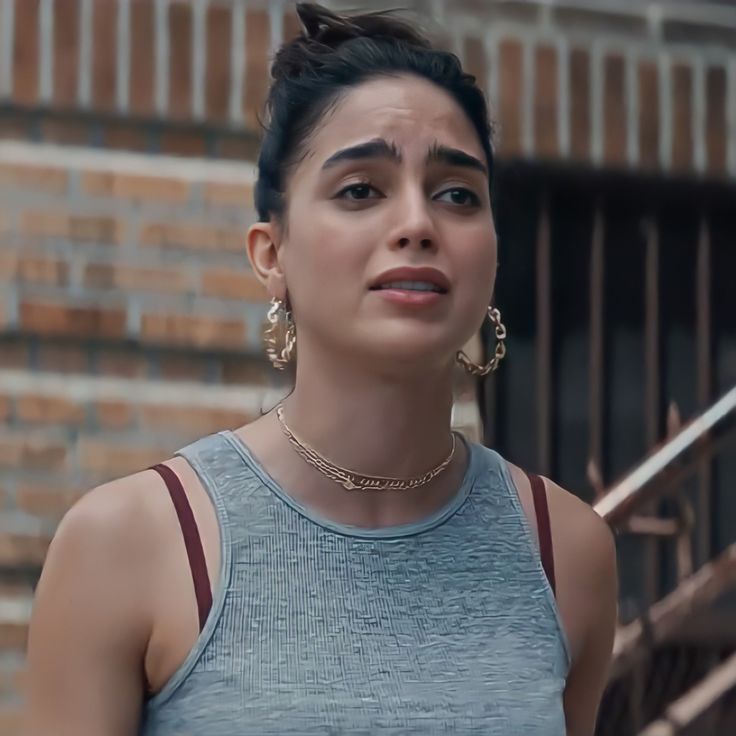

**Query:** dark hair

left=254, top=2, right=495, bottom=223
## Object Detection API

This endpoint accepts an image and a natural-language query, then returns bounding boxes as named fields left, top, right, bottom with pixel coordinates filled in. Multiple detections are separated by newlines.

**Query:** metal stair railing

left=591, top=385, right=736, bottom=736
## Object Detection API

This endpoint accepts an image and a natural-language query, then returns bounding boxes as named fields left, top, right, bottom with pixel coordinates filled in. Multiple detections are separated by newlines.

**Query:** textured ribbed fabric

left=140, top=431, right=570, bottom=735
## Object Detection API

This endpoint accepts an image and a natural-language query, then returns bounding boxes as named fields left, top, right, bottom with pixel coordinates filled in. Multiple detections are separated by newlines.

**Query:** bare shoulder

left=32, top=463, right=181, bottom=651
left=505, top=461, right=615, bottom=577
left=545, top=477, right=616, bottom=567
left=49, top=465, right=172, bottom=571
left=27, top=465, right=179, bottom=735
left=505, top=461, right=617, bottom=665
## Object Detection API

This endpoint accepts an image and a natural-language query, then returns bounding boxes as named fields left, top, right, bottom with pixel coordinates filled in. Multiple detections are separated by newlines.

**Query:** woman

left=26, top=4, right=617, bottom=734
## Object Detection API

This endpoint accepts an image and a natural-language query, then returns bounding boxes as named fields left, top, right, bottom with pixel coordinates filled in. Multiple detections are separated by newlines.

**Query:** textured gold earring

left=264, top=297, right=296, bottom=370
left=456, top=306, right=507, bottom=376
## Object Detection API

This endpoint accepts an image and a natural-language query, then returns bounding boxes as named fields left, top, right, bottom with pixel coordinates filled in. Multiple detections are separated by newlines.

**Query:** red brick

left=94, top=400, right=135, bottom=429
left=217, top=136, right=256, bottom=161
left=0, top=434, right=67, bottom=471
left=220, top=357, right=271, bottom=385
left=139, top=405, right=252, bottom=434
left=0, top=531, right=51, bottom=568
left=81, top=171, right=190, bottom=203
left=603, top=54, right=627, bottom=167
left=534, top=45, right=558, bottom=159
left=639, top=60, right=660, bottom=170
left=200, top=269, right=267, bottom=302
left=169, top=0, right=193, bottom=119
left=498, top=38, right=523, bottom=156
left=104, top=123, right=151, bottom=153
left=129, top=0, right=155, bottom=115
left=36, top=344, right=90, bottom=373
left=96, top=349, right=150, bottom=378
left=206, top=3, right=232, bottom=121
left=0, top=253, right=70, bottom=286
left=38, top=118, right=91, bottom=146
left=140, top=313, right=247, bottom=350
left=0, top=621, right=28, bottom=651
left=157, top=354, right=211, bottom=382
left=19, top=301, right=127, bottom=340
left=672, top=62, right=693, bottom=172
left=13, top=0, right=40, bottom=105
left=92, top=0, right=117, bottom=111
left=553, top=6, right=647, bottom=36
left=706, top=66, right=727, bottom=176
left=0, top=118, right=30, bottom=143
left=53, top=0, right=80, bottom=105
left=0, top=163, right=68, bottom=194
left=202, top=181, right=254, bottom=208
left=159, top=130, right=208, bottom=157
left=464, top=37, right=487, bottom=96
left=0, top=342, right=30, bottom=369
left=76, top=439, right=170, bottom=478
left=21, top=211, right=125, bottom=244
left=16, top=483, right=80, bottom=521
left=244, top=9, right=270, bottom=128
left=139, top=221, right=247, bottom=253
left=15, top=395, right=86, bottom=426
left=569, top=47, right=590, bottom=162
left=83, top=262, right=193, bottom=294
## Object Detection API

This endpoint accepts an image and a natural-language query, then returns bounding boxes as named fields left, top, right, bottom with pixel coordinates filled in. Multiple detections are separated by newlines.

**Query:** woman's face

left=272, top=74, right=497, bottom=372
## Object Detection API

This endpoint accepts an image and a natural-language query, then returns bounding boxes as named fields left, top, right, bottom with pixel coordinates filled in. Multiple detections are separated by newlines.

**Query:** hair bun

left=270, top=3, right=431, bottom=82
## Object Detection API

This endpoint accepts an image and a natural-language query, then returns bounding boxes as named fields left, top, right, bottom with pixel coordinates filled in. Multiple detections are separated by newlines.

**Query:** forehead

left=306, top=74, right=485, bottom=163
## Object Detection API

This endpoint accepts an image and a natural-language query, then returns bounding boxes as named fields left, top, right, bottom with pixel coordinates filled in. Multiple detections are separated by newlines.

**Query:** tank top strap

left=149, top=462, right=212, bottom=631
left=525, top=471, right=556, bottom=596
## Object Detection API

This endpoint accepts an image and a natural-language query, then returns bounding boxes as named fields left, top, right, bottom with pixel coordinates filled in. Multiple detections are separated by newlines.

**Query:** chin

left=358, top=330, right=459, bottom=373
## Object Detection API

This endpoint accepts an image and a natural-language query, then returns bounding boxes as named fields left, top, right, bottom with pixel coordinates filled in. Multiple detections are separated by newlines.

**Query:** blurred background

left=0, top=0, right=734, bottom=734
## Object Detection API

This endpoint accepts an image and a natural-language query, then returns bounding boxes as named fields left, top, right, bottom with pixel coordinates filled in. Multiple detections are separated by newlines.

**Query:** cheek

left=452, top=225, right=497, bottom=298
left=282, top=217, right=372, bottom=307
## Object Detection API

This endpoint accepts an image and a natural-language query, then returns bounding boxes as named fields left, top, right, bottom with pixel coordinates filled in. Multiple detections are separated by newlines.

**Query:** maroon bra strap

left=526, top=471, right=557, bottom=596
left=150, top=463, right=213, bottom=632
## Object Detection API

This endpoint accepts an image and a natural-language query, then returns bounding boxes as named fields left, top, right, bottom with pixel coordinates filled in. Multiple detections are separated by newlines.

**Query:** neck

left=283, top=347, right=456, bottom=480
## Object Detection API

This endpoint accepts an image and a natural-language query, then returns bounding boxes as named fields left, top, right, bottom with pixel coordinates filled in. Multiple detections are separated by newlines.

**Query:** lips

left=369, top=266, right=450, bottom=294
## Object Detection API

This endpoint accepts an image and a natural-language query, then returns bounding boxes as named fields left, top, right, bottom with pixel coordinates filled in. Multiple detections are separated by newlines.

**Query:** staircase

left=594, top=386, right=736, bottom=735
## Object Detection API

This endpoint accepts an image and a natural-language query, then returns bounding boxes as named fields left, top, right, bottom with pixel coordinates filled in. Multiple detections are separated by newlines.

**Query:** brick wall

left=1, top=0, right=734, bottom=177
left=0, top=140, right=269, bottom=730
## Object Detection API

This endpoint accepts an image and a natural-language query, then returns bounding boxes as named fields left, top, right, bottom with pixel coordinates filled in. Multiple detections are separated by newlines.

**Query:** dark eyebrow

left=321, top=138, right=402, bottom=170
left=320, top=138, right=488, bottom=177
left=426, top=143, right=488, bottom=176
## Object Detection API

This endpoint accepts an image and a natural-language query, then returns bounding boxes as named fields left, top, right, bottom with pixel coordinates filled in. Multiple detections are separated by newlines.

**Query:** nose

left=390, top=187, right=437, bottom=251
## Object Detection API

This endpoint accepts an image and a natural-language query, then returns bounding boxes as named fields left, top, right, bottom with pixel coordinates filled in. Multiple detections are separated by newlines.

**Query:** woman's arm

left=25, top=478, right=156, bottom=736
left=558, top=493, right=618, bottom=736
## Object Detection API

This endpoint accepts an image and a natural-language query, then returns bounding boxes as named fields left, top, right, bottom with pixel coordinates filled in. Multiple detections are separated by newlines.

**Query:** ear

left=246, top=221, right=286, bottom=300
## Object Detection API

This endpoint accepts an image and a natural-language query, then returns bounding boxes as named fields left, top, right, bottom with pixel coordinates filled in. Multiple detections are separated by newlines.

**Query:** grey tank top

left=140, top=430, right=570, bottom=735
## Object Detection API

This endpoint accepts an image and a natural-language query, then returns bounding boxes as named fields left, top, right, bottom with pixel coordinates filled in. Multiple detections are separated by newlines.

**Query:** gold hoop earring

left=456, top=306, right=507, bottom=376
left=264, top=297, right=296, bottom=370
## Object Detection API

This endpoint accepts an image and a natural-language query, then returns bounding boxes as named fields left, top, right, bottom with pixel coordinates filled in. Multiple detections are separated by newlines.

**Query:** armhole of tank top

left=143, top=438, right=234, bottom=711
left=495, top=453, right=572, bottom=672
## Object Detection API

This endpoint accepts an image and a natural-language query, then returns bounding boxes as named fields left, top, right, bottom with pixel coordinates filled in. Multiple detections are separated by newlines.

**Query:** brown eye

left=337, top=183, right=381, bottom=200
left=436, top=187, right=481, bottom=207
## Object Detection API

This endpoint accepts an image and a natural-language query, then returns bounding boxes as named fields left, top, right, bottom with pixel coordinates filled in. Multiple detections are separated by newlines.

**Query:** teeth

left=380, top=281, right=442, bottom=292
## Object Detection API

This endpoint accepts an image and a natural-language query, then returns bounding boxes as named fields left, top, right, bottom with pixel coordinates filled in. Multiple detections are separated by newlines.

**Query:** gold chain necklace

left=275, top=405, right=456, bottom=492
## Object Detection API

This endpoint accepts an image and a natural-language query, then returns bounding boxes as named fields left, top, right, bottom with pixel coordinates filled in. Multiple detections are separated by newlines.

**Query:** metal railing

left=590, top=386, right=736, bottom=735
